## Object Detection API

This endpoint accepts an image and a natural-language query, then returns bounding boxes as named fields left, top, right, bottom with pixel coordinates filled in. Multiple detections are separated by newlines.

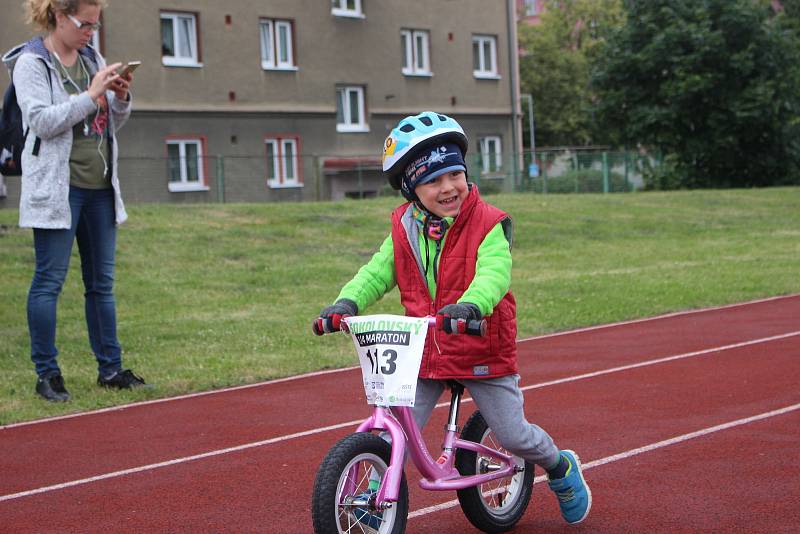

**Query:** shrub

left=535, top=169, right=630, bottom=193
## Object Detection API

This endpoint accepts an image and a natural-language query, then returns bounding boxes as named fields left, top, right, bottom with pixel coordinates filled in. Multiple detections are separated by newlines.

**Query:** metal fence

left=469, top=147, right=655, bottom=195
left=517, top=148, right=655, bottom=194
left=0, top=148, right=658, bottom=207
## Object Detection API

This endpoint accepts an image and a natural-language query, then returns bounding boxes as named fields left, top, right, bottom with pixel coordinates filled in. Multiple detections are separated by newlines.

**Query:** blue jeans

left=27, top=186, right=122, bottom=378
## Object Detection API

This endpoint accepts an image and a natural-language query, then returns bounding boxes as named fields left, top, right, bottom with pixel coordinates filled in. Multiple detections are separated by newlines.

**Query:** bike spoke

left=477, top=432, right=526, bottom=513
left=334, top=455, right=388, bottom=533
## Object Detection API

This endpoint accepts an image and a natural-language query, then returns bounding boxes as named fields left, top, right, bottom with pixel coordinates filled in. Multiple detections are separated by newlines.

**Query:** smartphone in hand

left=118, top=61, right=141, bottom=77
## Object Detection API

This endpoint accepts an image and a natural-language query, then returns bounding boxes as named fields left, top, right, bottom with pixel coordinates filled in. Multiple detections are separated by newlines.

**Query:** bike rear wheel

left=312, top=432, right=408, bottom=534
left=455, top=411, right=534, bottom=533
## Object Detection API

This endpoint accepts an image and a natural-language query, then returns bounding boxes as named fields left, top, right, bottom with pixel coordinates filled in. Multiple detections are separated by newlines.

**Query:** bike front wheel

left=455, top=411, right=534, bottom=533
left=312, top=432, right=408, bottom=534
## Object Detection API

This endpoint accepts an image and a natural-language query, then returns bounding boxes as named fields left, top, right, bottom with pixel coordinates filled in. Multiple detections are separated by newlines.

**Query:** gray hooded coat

left=2, top=37, right=130, bottom=229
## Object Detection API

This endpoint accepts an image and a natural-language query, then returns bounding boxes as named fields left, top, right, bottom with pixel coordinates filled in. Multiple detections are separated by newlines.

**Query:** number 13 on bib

left=343, top=314, right=429, bottom=407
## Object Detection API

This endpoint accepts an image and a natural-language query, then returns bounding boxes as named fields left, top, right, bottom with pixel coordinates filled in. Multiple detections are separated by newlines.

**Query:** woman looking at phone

left=2, top=0, right=146, bottom=401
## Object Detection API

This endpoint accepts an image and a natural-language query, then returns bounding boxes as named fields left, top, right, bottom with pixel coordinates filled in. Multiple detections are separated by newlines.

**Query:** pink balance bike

left=311, top=314, right=534, bottom=534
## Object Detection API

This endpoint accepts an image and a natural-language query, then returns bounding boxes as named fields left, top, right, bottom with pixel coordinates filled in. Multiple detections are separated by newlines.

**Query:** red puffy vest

left=391, top=187, right=518, bottom=379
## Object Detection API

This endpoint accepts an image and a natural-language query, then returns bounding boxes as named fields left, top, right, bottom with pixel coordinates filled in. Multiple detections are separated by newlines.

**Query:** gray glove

left=316, top=298, right=358, bottom=333
left=436, top=303, right=481, bottom=334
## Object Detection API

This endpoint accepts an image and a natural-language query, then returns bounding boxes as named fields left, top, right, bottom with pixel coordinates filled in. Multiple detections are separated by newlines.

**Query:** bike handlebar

left=311, top=317, right=328, bottom=336
left=312, top=315, right=487, bottom=337
left=429, top=315, right=487, bottom=337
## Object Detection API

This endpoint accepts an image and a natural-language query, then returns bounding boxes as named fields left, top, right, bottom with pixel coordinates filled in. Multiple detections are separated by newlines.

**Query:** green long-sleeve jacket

left=337, top=219, right=512, bottom=316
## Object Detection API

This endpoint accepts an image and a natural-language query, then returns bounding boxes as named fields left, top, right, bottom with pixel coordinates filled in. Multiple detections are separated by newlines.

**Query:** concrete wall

left=1, top=1, right=517, bottom=205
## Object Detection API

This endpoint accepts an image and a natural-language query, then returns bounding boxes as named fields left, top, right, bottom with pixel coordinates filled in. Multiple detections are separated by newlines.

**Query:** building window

left=331, top=0, right=364, bottom=18
left=401, top=29, right=431, bottom=76
left=260, top=19, right=296, bottom=70
left=478, top=136, right=503, bottom=174
left=266, top=136, right=302, bottom=188
left=167, top=138, right=208, bottom=192
left=336, top=86, right=368, bottom=132
left=161, top=12, right=201, bottom=67
left=472, top=35, right=499, bottom=78
left=523, top=0, right=540, bottom=16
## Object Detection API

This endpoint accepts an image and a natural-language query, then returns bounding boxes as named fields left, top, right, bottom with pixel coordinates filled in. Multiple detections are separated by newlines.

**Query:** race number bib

left=343, top=315, right=428, bottom=407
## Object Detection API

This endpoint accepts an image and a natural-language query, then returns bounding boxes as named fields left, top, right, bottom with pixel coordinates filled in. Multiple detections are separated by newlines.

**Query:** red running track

left=2, top=295, right=799, bottom=533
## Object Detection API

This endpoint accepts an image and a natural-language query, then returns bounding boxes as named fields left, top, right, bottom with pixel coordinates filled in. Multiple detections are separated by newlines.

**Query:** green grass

left=1, top=188, right=799, bottom=424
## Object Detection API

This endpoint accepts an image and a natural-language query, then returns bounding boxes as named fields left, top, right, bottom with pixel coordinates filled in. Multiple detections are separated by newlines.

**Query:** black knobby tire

left=455, top=411, right=535, bottom=533
left=312, top=432, right=408, bottom=534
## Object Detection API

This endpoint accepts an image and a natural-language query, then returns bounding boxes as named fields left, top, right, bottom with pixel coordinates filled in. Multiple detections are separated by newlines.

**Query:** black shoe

left=36, top=372, right=70, bottom=402
left=97, top=369, right=148, bottom=389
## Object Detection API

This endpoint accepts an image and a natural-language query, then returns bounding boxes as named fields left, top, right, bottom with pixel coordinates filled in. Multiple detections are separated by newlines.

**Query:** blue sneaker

left=547, top=450, right=592, bottom=524
left=353, top=491, right=383, bottom=530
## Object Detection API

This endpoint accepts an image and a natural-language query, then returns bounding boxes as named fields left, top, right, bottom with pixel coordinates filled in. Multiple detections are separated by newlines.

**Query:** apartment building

left=0, top=0, right=521, bottom=205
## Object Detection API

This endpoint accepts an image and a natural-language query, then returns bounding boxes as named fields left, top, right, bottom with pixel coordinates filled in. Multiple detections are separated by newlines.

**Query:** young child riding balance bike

left=316, top=111, right=591, bottom=526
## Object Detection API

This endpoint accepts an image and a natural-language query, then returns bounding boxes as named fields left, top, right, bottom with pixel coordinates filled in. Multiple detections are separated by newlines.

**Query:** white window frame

left=336, top=86, right=368, bottom=133
left=331, top=0, right=364, bottom=18
left=161, top=12, right=202, bottom=68
left=472, top=34, right=499, bottom=79
left=523, top=0, right=540, bottom=16
left=401, top=29, right=431, bottom=76
left=478, top=136, right=503, bottom=174
left=167, top=139, right=208, bottom=192
left=266, top=136, right=302, bottom=188
left=260, top=19, right=297, bottom=71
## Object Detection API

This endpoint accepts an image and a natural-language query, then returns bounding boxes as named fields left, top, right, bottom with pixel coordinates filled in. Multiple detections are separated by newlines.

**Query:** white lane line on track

left=515, top=293, right=798, bottom=343
left=0, top=419, right=365, bottom=503
left=0, top=367, right=352, bottom=430
left=1, top=330, right=798, bottom=503
left=444, top=330, right=800, bottom=408
left=4, top=293, right=797, bottom=430
left=408, top=402, right=800, bottom=519
left=517, top=330, right=800, bottom=394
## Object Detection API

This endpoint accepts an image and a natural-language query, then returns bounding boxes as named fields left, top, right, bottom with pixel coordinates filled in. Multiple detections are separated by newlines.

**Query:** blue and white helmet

left=382, top=111, right=469, bottom=193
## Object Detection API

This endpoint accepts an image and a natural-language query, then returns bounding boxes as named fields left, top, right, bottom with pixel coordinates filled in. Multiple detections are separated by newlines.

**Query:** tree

left=593, top=0, right=800, bottom=188
left=779, top=0, right=800, bottom=30
left=518, top=0, right=625, bottom=148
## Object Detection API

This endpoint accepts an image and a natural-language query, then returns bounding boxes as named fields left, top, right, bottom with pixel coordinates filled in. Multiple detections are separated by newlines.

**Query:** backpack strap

left=31, top=135, right=41, bottom=156
left=26, top=57, right=53, bottom=157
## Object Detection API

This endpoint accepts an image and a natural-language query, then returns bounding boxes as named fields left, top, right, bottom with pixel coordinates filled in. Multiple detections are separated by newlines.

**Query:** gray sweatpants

left=411, top=375, right=561, bottom=470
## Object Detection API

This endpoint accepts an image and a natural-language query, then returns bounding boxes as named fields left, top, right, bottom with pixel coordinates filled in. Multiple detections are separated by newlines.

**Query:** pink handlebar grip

left=428, top=316, right=487, bottom=336
left=312, top=314, right=353, bottom=336
left=312, top=319, right=324, bottom=336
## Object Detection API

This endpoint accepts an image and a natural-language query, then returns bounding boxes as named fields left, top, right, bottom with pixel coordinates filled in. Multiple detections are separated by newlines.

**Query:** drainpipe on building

left=506, top=0, right=521, bottom=189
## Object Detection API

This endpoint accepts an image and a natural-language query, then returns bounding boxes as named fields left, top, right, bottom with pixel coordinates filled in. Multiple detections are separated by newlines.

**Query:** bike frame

left=348, top=390, right=520, bottom=508
left=326, top=314, right=520, bottom=511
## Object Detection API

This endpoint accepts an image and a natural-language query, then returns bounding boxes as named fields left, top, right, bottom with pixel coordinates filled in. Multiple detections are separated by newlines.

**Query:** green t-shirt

left=58, top=56, right=110, bottom=189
